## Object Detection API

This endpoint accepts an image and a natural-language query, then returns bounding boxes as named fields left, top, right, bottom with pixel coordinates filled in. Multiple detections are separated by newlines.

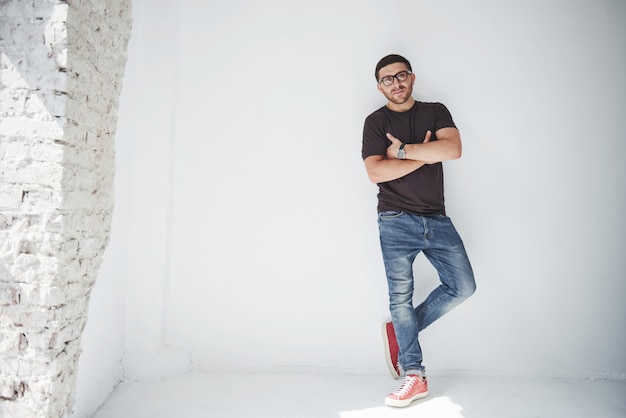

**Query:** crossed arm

left=363, top=127, right=462, bottom=184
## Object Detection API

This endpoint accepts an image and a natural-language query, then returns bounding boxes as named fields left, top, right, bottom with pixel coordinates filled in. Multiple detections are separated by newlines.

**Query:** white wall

left=164, top=0, right=626, bottom=377
left=76, top=1, right=626, bottom=413
left=71, top=6, right=138, bottom=415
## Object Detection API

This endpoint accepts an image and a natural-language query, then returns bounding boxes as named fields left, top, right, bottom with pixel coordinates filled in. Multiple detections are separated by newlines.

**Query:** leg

left=378, top=211, right=426, bottom=375
left=416, top=215, right=476, bottom=332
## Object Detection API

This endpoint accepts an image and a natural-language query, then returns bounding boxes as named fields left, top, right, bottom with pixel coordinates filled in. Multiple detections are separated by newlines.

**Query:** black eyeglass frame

left=378, top=70, right=413, bottom=86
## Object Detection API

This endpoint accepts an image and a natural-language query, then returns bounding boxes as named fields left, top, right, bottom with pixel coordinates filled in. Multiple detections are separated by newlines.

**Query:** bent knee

left=452, top=276, right=476, bottom=300
left=464, top=281, right=476, bottom=299
left=460, top=279, right=476, bottom=299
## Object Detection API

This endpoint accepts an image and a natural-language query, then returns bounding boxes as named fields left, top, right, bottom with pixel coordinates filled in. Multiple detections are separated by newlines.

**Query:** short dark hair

left=375, top=54, right=412, bottom=81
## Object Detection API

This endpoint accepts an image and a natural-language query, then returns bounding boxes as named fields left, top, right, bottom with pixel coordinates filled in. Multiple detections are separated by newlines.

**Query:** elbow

left=368, top=172, right=383, bottom=184
left=438, top=133, right=462, bottom=160
left=364, top=161, right=385, bottom=184
left=450, top=143, right=462, bottom=160
left=367, top=167, right=387, bottom=184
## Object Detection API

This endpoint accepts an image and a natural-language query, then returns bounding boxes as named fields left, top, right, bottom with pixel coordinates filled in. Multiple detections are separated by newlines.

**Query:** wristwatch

left=397, top=143, right=406, bottom=159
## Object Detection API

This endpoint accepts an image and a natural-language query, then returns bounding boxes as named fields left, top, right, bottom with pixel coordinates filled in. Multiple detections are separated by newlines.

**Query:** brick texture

left=0, top=1, right=132, bottom=416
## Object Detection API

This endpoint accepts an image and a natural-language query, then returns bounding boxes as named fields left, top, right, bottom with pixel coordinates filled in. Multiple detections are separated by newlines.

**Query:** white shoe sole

left=384, top=391, right=429, bottom=407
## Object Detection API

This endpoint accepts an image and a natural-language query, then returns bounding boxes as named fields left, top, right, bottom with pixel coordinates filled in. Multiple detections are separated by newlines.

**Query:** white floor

left=91, top=370, right=626, bottom=418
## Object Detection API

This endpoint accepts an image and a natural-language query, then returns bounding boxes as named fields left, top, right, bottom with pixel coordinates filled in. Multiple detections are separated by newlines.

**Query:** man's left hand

left=385, top=133, right=403, bottom=159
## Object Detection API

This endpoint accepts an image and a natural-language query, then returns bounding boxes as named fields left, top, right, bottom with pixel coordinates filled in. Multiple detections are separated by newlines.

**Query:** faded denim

left=378, top=211, right=476, bottom=375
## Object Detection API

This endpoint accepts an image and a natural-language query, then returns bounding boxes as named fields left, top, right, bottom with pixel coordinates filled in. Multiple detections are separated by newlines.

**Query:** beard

left=385, top=84, right=412, bottom=105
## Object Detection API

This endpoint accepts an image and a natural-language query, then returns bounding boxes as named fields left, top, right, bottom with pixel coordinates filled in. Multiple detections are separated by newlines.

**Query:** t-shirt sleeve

left=434, top=102, right=457, bottom=131
left=361, top=113, right=389, bottom=160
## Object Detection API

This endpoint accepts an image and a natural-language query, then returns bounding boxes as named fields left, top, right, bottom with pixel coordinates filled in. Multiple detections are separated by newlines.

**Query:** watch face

left=397, top=149, right=406, bottom=159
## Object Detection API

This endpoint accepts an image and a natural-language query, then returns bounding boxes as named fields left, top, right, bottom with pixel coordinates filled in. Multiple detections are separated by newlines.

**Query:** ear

left=377, top=83, right=384, bottom=94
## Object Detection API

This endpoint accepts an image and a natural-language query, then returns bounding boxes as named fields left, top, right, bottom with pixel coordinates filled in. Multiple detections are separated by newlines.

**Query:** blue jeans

left=378, top=211, right=476, bottom=376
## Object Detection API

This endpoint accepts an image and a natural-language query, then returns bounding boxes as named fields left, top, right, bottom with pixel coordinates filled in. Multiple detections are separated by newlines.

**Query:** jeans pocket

left=379, top=210, right=404, bottom=220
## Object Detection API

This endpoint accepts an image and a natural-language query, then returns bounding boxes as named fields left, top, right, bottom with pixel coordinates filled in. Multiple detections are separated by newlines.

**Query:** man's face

left=377, top=62, right=415, bottom=105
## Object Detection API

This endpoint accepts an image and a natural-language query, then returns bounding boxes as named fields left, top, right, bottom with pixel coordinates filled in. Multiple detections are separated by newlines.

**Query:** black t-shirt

left=361, top=101, right=457, bottom=215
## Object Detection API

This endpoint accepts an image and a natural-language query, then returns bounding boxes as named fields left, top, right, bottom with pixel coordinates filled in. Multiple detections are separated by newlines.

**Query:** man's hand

left=365, top=128, right=460, bottom=184
left=385, top=133, right=403, bottom=160
left=385, top=130, right=432, bottom=160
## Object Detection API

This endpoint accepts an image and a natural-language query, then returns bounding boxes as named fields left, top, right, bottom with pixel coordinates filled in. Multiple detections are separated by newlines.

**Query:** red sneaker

left=382, top=321, right=401, bottom=379
left=384, top=374, right=429, bottom=407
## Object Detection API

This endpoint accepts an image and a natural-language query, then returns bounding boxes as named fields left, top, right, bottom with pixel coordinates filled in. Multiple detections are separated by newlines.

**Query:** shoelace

left=393, top=375, right=419, bottom=396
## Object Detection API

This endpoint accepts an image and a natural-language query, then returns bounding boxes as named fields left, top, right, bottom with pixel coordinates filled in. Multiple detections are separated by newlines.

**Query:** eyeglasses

left=378, top=71, right=412, bottom=86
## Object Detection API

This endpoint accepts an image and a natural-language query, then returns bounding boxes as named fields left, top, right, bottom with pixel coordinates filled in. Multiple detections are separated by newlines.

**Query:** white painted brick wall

left=0, top=1, right=132, bottom=416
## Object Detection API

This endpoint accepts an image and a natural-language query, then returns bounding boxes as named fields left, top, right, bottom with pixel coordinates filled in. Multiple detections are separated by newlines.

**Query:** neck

left=387, top=97, right=415, bottom=112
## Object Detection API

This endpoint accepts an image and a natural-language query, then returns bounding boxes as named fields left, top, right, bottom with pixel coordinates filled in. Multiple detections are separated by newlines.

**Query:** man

left=362, top=54, right=476, bottom=408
